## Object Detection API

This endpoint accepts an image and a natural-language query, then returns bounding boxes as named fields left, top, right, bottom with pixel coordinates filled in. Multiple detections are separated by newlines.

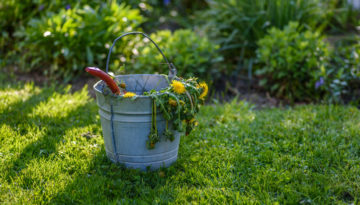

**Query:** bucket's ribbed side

left=98, top=105, right=180, bottom=170
left=94, top=78, right=180, bottom=171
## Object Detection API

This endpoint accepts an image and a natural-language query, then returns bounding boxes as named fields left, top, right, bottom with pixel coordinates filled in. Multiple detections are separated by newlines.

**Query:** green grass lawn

left=1, top=84, right=359, bottom=204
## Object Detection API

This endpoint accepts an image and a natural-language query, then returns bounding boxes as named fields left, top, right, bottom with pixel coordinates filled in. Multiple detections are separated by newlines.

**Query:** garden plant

left=256, top=22, right=330, bottom=102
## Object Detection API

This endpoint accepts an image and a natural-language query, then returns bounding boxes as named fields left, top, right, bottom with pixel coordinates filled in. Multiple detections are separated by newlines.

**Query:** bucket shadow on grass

left=49, top=147, right=178, bottom=204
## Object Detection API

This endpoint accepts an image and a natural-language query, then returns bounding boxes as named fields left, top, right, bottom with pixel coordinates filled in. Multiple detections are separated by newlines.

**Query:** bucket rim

left=93, top=74, right=169, bottom=98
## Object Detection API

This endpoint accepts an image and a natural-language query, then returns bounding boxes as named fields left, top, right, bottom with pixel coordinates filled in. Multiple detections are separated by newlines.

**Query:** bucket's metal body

left=94, top=74, right=181, bottom=171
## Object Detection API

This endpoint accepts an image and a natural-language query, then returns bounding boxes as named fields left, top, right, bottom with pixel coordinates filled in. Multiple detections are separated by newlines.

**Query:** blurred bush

left=15, top=2, right=143, bottom=80
left=0, top=0, right=107, bottom=59
left=0, top=0, right=36, bottom=59
left=256, top=22, right=330, bottom=102
left=115, top=29, right=222, bottom=81
left=321, top=0, right=360, bottom=34
left=198, top=0, right=324, bottom=72
left=125, top=0, right=208, bottom=30
left=324, top=38, right=360, bottom=104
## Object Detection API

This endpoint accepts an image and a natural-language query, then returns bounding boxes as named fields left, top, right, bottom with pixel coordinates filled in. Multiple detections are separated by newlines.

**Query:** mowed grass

left=0, top=84, right=360, bottom=204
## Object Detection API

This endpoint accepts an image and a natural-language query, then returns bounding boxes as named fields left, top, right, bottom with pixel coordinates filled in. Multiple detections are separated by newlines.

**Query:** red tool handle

left=85, top=67, right=120, bottom=95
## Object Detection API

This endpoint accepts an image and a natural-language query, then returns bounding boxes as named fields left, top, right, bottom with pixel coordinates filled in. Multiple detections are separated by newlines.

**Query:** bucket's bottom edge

left=108, top=154, right=178, bottom=171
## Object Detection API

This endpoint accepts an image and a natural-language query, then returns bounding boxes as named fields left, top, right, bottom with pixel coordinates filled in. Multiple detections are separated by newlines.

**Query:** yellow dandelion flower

left=189, top=118, right=195, bottom=123
left=170, top=80, right=186, bottom=94
left=168, top=99, right=177, bottom=107
left=199, top=82, right=208, bottom=100
left=123, top=92, right=136, bottom=98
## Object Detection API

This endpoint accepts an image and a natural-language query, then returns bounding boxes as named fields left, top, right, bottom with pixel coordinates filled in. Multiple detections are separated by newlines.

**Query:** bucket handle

left=105, top=31, right=177, bottom=80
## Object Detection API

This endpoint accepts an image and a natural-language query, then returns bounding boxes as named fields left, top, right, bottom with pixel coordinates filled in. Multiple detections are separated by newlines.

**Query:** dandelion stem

left=166, top=120, right=169, bottom=132
left=153, top=100, right=157, bottom=135
left=151, top=100, right=154, bottom=133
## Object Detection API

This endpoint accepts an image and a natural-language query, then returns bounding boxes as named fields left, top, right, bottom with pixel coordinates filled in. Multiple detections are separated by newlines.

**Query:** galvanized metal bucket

left=94, top=32, right=180, bottom=171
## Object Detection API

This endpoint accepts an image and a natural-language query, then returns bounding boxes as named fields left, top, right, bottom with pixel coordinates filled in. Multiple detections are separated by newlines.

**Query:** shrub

left=256, top=22, right=330, bottom=102
left=0, top=0, right=106, bottom=58
left=14, top=2, right=143, bottom=80
left=118, top=29, right=223, bottom=81
left=323, top=39, right=360, bottom=104
left=198, top=0, right=324, bottom=69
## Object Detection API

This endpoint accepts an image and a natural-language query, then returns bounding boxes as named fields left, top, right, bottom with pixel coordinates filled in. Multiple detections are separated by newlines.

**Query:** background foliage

left=198, top=0, right=324, bottom=69
left=117, top=29, right=222, bottom=81
left=256, top=22, right=330, bottom=102
left=0, top=0, right=108, bottom=59
left=324, top=37, right=360, bottom=104
left=15, top=2, right=143, bottom=81
left=322, top=0, right=360, bottom=33
left=0, top=0, right=359, bottom=104
left=125, top=0, right=208, bottom=30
